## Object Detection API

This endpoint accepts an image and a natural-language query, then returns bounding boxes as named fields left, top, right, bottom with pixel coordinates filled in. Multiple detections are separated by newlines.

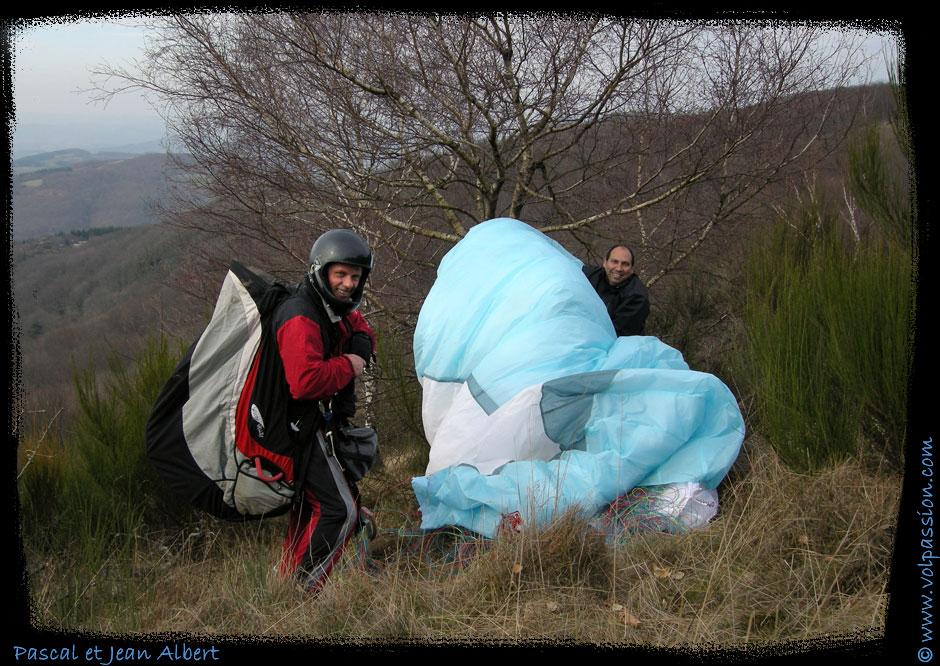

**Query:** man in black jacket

left=582, top=245, right=650, bottom=336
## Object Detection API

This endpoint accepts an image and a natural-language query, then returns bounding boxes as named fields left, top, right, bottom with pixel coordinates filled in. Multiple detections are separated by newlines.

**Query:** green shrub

left=17, top=410, right=67, bottom=549
left=742, top=192, right=910, bottom=470
left=18, top=336, right=191, bottom=561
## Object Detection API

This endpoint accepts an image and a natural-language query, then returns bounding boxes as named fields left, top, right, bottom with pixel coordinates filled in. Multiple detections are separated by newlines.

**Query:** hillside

left=13, top=224, right=208, bottom=419
left=12, top=71, right=910, bottom=646
left=11, top=152, right=177, bottom=241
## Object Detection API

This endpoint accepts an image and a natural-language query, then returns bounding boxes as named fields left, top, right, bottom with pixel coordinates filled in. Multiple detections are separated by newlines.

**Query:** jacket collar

left=302, top=275, right=342, bottom=323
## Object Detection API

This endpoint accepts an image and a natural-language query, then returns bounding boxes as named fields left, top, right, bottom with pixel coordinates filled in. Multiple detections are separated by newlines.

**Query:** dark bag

left=145, top=261, right=314, bottom=520
left=326, top=425, right=379, bottom=482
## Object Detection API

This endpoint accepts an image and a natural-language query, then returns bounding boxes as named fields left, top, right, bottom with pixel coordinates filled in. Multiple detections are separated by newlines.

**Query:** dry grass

left=24, top=435, right=899, bottom=649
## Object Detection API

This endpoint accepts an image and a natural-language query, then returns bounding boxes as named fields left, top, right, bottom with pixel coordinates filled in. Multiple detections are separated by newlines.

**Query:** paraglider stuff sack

left=329, top=426, right=378, bottom=482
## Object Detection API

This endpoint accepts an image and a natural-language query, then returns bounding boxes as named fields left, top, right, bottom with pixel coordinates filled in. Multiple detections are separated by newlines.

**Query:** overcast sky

left=10, top=16, right=901, bottom=127
left=12, top=16, right=161, bottom=123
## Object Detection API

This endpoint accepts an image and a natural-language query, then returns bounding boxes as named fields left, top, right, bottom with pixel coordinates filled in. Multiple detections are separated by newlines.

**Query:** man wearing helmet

left=274, top=229, right=376, bottom=593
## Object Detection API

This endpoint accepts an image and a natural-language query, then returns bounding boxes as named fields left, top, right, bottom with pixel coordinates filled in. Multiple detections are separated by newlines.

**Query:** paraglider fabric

left=411, top=218, right=745, bottom=538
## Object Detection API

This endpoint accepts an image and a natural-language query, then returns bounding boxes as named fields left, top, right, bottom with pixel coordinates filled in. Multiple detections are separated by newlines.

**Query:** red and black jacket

left=274, top=277, right=375, bottom=403
left=238, top=277, right=375, bottom=488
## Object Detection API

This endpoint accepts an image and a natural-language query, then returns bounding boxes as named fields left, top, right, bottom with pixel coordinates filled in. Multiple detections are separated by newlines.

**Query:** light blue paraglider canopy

left=411, top=218, right=744, bottom=538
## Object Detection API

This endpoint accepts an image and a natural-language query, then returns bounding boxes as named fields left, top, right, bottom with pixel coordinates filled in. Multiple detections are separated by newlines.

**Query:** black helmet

left=308, top=229, right=373, bottom=314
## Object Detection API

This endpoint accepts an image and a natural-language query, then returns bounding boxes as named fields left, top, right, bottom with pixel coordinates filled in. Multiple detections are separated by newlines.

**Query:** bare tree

left=94, top=14, right=873, bottom=309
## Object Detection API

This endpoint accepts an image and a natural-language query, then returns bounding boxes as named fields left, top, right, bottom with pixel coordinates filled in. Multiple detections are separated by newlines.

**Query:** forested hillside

left=13, top=224, right=207, bottom=420
left=11, top=152, right=176, bottom=241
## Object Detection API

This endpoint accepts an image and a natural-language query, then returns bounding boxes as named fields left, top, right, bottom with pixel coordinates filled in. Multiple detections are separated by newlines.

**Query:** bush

left=742, top=191, right=910, bottom=470
left=646, top=261, right=741, bottom=382
left=18, top=336, right=193, bottom=561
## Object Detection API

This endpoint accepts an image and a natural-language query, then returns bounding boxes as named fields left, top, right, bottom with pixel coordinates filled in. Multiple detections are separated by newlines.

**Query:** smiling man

left=326, top=263, right=362, bottom=302
left=272, top=228, right=376, bottom=593
left=582, top=244, right=650, bottom=337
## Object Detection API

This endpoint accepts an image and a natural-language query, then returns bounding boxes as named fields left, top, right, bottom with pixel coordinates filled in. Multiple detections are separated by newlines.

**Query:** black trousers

left=280, top=430, right=359, bottom=593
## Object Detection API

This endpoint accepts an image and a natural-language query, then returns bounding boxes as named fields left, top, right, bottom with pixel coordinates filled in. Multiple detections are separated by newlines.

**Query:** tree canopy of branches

left=96, top=14, right=873, bottom=313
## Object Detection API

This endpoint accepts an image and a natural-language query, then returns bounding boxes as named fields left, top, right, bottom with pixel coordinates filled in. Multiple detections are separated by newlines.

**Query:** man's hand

left=349, top=331, right=373, bottom=366
left=345, top=353, right=367, bottom=377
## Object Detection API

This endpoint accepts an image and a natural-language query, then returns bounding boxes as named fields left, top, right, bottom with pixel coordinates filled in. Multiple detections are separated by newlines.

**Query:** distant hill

left=12, top=148, right=158, bottom=174
left=12, top=116, right=167, bottom=159
left=11, top=152, right=177, bottom=241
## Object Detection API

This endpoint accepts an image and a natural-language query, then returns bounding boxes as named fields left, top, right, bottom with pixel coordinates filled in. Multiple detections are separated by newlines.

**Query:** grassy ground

left=22, top=434, right=898, bottom=646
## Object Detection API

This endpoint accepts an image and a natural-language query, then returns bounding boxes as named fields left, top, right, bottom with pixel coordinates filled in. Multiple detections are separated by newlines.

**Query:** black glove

left=330, top=381, right=357, bottom=422
left=348, top=331, right=373, bottom=367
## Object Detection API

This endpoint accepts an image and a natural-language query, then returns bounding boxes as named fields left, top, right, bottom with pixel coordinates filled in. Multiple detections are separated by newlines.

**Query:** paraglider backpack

left=145, top=260, right=321, bottom=520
